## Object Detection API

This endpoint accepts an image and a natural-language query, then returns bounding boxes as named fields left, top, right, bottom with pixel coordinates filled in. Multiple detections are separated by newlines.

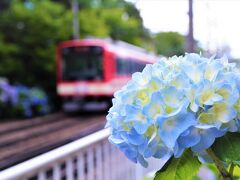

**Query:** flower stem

left=206, top=148, right=233, bottom=179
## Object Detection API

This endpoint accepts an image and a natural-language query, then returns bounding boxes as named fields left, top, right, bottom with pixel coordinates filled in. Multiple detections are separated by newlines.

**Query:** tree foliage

left=0, top=0, right=150, bottom=109
left=154, top=32, right=185, bottom=56
left=0, top=0, right=189, bottom=111
left=0, top=0, right=73, bottom=107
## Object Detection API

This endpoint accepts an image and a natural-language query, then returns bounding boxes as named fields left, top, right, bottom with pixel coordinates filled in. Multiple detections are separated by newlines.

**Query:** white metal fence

left=0, top=128, right=169, bottom=180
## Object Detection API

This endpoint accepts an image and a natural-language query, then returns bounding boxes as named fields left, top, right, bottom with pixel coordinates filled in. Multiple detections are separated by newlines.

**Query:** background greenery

left=0, top=0, right=188, bottom=111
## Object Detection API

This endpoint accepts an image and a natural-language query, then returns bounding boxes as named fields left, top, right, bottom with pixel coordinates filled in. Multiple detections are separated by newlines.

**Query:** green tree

left=78, top=9, right=109, bottom=37
left=99, top=8, right=141, bottom=45
left=154, top=32, right=185, bottom=56
left=0, top=0, right=73, bottom=107
left=0, top=0, right=151, bottom=110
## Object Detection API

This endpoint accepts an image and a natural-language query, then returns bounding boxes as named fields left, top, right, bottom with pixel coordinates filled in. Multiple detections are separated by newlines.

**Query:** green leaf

left=212, top=132, right=240, bottom=166
left=154, top=149, right=201, bottom=180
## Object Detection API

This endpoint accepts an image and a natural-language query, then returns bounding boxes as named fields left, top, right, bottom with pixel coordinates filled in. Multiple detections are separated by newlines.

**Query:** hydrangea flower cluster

left=0, top=78, right=17, bottom=104
left=0, top=78, right=49, bottom=118
left=15, top=86, right=49, bottom=117
left=106, top=53, right=240, bottom=167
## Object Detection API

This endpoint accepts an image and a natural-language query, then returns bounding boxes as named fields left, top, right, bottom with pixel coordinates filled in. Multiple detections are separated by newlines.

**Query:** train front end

left=56, top=40, right=114, bottom=112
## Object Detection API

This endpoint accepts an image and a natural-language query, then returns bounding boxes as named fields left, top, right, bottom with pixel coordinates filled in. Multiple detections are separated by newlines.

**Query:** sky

left=130, top=0, right=240, bottom=58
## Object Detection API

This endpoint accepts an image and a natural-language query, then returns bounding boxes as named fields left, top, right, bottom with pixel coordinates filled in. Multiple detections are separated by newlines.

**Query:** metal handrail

left=0, top=128, right=110, bottom=179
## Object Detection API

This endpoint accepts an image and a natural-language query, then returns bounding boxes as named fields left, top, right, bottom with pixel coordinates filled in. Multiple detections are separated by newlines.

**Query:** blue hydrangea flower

left=0, top=79, right=17, bottom=104
left=29, top=88, right=49, bottom=114
left=106, top=53, right=240, bottom=167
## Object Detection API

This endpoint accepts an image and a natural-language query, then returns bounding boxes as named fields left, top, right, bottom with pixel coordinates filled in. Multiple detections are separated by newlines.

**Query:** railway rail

left=0, top=112, right=106, bottom=170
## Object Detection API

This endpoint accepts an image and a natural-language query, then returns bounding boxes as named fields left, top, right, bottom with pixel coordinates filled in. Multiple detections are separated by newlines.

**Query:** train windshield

left=61, top=46, right=103, bottom=81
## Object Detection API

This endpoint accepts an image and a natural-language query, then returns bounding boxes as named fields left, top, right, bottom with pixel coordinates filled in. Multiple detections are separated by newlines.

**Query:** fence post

left=135, top=164, right=143, bottom=180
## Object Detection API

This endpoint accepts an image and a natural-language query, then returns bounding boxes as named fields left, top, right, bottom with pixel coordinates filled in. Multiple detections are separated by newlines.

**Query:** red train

left=56, top=38, right=158, bottom=112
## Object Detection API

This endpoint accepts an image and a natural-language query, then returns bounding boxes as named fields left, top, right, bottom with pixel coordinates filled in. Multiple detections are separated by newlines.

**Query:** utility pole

left=187, top=0, right=194, bottom=52
left=72, top=0, right=80, bottom=39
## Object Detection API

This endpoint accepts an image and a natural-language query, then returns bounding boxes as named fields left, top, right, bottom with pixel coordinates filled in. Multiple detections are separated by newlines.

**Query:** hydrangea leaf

left=154, top=149, right=201, bottom=180
left=211, top=132, right=240, bottom=166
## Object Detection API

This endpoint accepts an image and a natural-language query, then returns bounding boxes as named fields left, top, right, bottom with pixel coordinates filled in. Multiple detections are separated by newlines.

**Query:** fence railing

left=0, top=128, right=169, bottom=180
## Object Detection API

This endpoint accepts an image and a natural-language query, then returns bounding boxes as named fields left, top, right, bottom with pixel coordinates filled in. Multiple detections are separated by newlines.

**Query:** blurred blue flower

left=0, top=80, right=49, bottom=118
left=0, top=79, right=17, bottom=104
left=29, top=87, right=49, bottom=114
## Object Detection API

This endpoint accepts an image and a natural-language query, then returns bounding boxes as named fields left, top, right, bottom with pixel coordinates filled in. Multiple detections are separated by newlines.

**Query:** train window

left=129, top=59, right=145, bottom=73
left=117, top=58, right=129, bottom=75
left=61, top=46, right=103, bottom=81
left=116, top=57, right=146, bottom=75
left=116, top=58, right=123, bottom=74
left=137, top=62, right=146, bottom=72
left=129, top=60, right=135, bottom=73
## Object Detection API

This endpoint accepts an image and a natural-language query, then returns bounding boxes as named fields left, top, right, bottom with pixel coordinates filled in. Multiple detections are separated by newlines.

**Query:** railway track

left=0, top=112, right=106, bottom=170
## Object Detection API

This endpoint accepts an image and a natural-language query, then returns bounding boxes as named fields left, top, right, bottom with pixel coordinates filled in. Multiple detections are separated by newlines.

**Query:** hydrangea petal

left=181, top=61, right=206, bottom=83
left=134, top=121, right=150, bottom=134
left=178, top=127, right=201, bottom=148
left=161, top=86, right=184, bottom=108
left=197, top=80, right=222, bottom=106
left=191, top=128, right=226, bottom=153
left=157, top=111, right=196, bottom=148
left=119, top=143, right=138, bottom=163
left=143, top=92, right=165, bottom=121
left=204, top=60, right=223, bottom=81
left=137, top=154, right=148, bottom=167
left=170, top=73, right=190, bottom=90
left=209, top=103, right=237, bottom=123
left=122, top=129, right=147, bottom=145
left=173, top=142, right=185, bottom=158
